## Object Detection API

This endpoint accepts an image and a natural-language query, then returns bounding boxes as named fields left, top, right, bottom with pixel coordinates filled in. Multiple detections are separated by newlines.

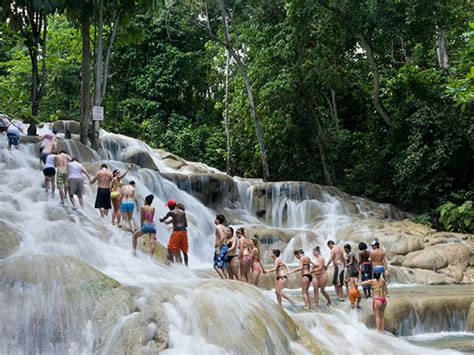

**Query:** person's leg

left=240, top=262, right=249, bottom=282
left=380, top=302, right=387, bottom=331
left=302, top=277, right=311, bottom=308
left=173, top=251, right=183, bottom=264
left=127, top=211, right=136, bottom=231
left=227, top=262, right=235, bottom=280
left=214, top=266, right=226, bottom=279
left=44, top=175, right=49, bottom=193
left=374, top=303, right=382, bottom=332
left=183, top=253, right=188, bottom=267
left=51, top=175, right=56, bottom=196
left=78, top=195, right=84, bottom=209
left=312, top=277, right=320, bottom=306
left=149, top=234, right=156, bottom=257
left=132, top=231, right=144, bottom=255
left=356, top=295, right=361, bottom=309
left=230, top=258, right=240, bottom=280
left=69, top=193, right=76, bottom=208
left=275, top=280, right=284, bottom=306
left=167, top=250, right=175, bottom=263
left=251, top=269, right=261, bottom=286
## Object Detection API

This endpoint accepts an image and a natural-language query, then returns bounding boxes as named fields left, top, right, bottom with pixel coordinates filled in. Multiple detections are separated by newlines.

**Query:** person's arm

left=89, top=172, right=98, bottom=185
left=82, top=167, right=91, bottom=180
left=383, top=252, right=389, bottom=275
left=361, top=279, right=373, bottom=287
left=134, top=191, right=139, bottom=209
left=159, top=212, right=171, bottom=223
left=325, top=250, right=334, bottom=268
left=288, top=259, right=303, bottom=275
left=383, top=279, right=389, bottom=296
left=119, top=165, right=132, bottom=179
left=265, top=259, right=279, bottom=274
left=140, top=208, right=145, bottom=227
left=228, top=236, right=237, bottom=254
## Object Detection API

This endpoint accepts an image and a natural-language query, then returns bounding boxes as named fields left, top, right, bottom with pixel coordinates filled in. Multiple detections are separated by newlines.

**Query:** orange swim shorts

left=167, top=230, right=188, bottom=254
left=349, top=288, right=361, bottom=305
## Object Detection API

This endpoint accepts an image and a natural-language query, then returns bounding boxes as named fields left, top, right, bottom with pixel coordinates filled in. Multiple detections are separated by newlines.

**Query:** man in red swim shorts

left=159, top=199, right=188, bottom=265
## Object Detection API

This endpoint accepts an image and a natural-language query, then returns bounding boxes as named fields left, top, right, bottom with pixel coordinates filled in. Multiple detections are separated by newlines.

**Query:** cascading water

left=0, top=129, right=468, bottom=354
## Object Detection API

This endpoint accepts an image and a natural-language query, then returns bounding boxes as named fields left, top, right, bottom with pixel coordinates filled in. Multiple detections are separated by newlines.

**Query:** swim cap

left=165, top=199, right=176, bottom=207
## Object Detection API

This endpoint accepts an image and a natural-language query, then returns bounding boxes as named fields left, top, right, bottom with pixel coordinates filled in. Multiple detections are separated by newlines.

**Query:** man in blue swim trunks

left=370, top=240, right=389, bottom=277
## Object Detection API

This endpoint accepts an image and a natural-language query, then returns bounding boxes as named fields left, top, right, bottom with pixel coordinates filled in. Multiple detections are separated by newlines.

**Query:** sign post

left=92, top=106, right=104, bottom=121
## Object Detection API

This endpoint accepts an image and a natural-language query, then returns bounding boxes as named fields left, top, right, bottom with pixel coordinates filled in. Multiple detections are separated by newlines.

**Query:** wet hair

left=327, top=240, right=335, bottom=246
left=344, top=244, right=351, bottom=251
left=227, top=226, right=234, bottom=236
left=252, top=237, right=259, bottom=247
left=374, top=272, right=382, bottom=281
left=100, top=163, right=108, bottom=169
left=130, top=180, right=135, bottom=186
left=313, top=246, right=320, bottom=253
left=358, top=242, right=368, bottom=251
left=294, top=248, right=304, bottom=256
left=145, top=194, right=154, bottom=205
left=59, top=150, right=67, bottom=154
left=176, top=202, right=185, bottom=211
left=72, top=157, right=78, bottom=162
left=112, top=169, right=119, bottom=175
left=236, top=227, right=245, bottom=235
left=216, top=214, right=225, bottom=224
left=272, top=249, right=281, bottom=257
left=52, top=128, right=59, bottom=134
left=350, top=269, right=359, bottom=278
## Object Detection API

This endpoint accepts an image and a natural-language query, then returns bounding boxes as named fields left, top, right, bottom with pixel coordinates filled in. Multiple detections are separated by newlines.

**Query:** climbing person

left=238, top=228, right=252, bottom=283
left=288, top=249, right=313, bottom=310
left=160, top=199, right=188, bottom=265
left=362, top=272, right=388, bottom=333
left=110, top=165, right=131, bottom=226
left=132, top=194, right=156, bottom=258
left=43, top=152, right=57, bottom=196
left=39, top=128, right=58, bottom=163
left=213, top=214, right=228, bottom=278
left=225, top=226, right=240, bottom=280
left=90, top=164, right=113, bottom=218
left=176, top=202, right=189, bottom=266
left=344, top=244, right=359, bottom=298
left=311, top=246, right=331, bottom=307
left=120, top=180, right=139, bottom=231
left=264, top=249, right=295, bottom=307
left=250, top=237, right=265, bottom=286
left=358, top=242, right=372, bottom=298
left=67, top=158, right=90, bottom=210
left=6, top=119, right=24, bottom=151
left=370, top=240, right=389, bottom=277
left=348, top=269, right=362, bottom=309
left=0, top=114, right=9, bottom=134
left=55, top=150, right=72, bottom=205
left=326, top=240, right=345, bottom=301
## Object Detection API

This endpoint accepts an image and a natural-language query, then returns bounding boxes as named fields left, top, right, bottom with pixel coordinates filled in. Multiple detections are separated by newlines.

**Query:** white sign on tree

left=92, top=106, right=104, bottom=121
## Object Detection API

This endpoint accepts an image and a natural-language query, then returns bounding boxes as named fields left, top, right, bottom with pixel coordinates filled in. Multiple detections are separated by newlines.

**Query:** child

left=348, top=269, right=362, bottom=309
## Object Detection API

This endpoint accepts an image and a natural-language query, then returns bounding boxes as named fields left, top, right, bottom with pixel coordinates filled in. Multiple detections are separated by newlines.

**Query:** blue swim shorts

left=7, top=132, right=19, bottom=146
left=141, top=223, right=156, bottom=234
left=373, top=265, right=385, bottom=275
left=120, top=201, right=134, bottom=213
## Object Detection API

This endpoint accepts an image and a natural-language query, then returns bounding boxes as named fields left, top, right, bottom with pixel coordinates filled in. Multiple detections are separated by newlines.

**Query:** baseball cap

left=371, top=240, right=380, bottom=246
left=165, top=199, right=176, bottom=207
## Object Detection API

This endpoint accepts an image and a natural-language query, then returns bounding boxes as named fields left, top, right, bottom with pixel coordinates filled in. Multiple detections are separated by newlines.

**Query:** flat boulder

left=56, top=139, right=99, bottom=162
left=402, top=243, right=471, bottom=270
left=52, top=120, right=81, bottom=135
left=0, top=221, right=21, bottom=259
left=120, top=146, right=159, bottom=171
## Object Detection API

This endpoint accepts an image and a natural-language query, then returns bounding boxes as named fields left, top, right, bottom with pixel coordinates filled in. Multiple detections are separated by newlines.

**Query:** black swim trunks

left=95, top=188, right=112, bottom=209
left=333, top=264, right=344, bottom=286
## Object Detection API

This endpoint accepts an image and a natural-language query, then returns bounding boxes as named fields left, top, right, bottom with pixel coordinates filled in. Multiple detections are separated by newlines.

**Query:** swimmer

left=39, top=128, right=58, bottom=163
left=160, top=199, right=188, bottom=265
left=326, top=240, right=345, bottom=301
left=311, top=246, right=331, bottom=307
left=344, top=244, right=359, bottom=298
left=67, top=158, right=90, bottom=209
left=370, top=240, right=389, bottom=277
left=288, top=249, right=313, bottom=309
left=120, top=180, right=138, bottom=231
left=213, top=214, right=228, bottom=278
left=90, top=164, right=113, bottom=218
left=132, top=194, right=156, bottom=258
left=176, top=203, right=189, bottom=266
left=6, top=119, right=24, bottom=151
left=43, top=152, right=57, bottom=196
left=264, top=249, right=295, bottom=307
left=238, top=228, right=252, bottom=283
left=55, top=150, right=72, bottom=204
left=110, top=165, right=131, bottom=226
left=358, top=242, right=372, bottom=298
left=362, top=272, right=388, bottom=333
left=250, top=237, right=265, bottom=286
left=348, top=269, right=362, bottom=309
left=225, top=226, right=240, bottom=280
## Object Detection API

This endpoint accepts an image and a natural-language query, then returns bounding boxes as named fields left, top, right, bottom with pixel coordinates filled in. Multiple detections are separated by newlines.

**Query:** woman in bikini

left=225, top=227, right=240, bottom=280
left=288, top=249, right=313, bottom=309
left=239, top=229, right=252, bottom=283
left=264, top=249, right=295, bottom=306
left=110, top=165, right=131, bottom=226
left=250, top=237, right=265, bottom=286
left=362, top=272, right=388, bottom=333
left=311, top=246, right=331, bottom=307
left=132, top=194, right=156, bottom=258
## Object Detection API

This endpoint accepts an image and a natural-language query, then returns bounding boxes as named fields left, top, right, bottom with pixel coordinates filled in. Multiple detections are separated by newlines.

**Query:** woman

left=311, top=246, right=331, bottom=307
left=250, top=237, right=265, bottom=286
left=132, top=194, right=156, bottom=258
left=362, top=272, right=388, bottom=333
left=110, top=165, right=131, bottom=226
left=358, top=242, right=372, bottom=298
left=288, top=249, right=313, bottom=309
left=264, top=249, right=295, bottom=306
left=225, top=227, right=240, bottom=280
left=344, top=244, right=358, bottom=298
left=43, top=153, right=56, bottom=196
left=238, top=228, right=252, bottom=283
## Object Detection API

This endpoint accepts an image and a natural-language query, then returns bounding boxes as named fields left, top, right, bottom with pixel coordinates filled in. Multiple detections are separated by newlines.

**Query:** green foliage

left=437, top=201, right=474, bottom=233
left=412, top=213, right=433, bottom=228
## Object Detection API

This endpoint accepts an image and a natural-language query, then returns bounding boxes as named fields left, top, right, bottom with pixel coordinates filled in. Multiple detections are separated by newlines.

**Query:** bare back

left=370, top=249, right=385, bottom=265
left=55, top=153, right=71, bottom=170
left=275, top=258, right=289, bottom=279
left=95, top=168, right=113, bottom=188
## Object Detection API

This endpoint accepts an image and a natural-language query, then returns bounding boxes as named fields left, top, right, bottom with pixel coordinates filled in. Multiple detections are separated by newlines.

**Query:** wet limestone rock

left=120, top=146, right=159, bottom=171
left=56, top=139, right=99, bottom=162
left=136, top=238, right=169, bottom=265
left=462, top=267, right=474, bottom=284
left=468, top=302, right=474, bottom=331
left=52, top=120, right=81, bottom=135
left=0, top=221, right=21, bottom=259
left=402, top=243, right=471, bottom=271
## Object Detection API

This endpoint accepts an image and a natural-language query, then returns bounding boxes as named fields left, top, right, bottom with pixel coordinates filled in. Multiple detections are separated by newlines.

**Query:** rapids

left=0, top=128, right=469, bottom=354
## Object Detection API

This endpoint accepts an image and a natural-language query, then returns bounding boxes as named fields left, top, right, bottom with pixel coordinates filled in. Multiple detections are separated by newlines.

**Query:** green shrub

left=436, top=200, right=474, bottom=233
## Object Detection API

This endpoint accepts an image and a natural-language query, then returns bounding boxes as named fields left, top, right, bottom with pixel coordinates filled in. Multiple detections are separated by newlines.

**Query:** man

left=159, top=199, right=188, bottom=264
left=120, top=180, right=139, bottom=231
left=213, top=214, right=228, bottom=279
left=370, top=240, right=389, bottom=277
left=39, top=128, right=58, bottom=163
left=67, top=158, right=90, bottom=210
left=6, top=119, right=24, bottom=151
left=90, top=163, right=113, bottom=217
left=326, top=240, right=345, bottom=301
left=55, top=150, right=72, bottom=204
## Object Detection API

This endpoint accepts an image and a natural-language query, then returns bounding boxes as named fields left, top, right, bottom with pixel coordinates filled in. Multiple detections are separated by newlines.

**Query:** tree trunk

left=437, top=26, right=450, bottom=69
left=358, top=35, right=391, bottom=126
left=223, top=48, right=235, bottom=176
left=220, top=0, right=270, bottom=180
left=80, top=12, right=91, bottom=145
left=91, top=0, right=104, bottom=150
